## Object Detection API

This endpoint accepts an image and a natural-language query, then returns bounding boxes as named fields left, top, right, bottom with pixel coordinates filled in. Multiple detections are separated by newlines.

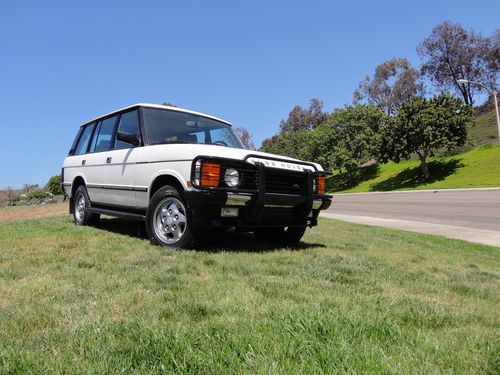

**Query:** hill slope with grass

left=328, top=144, right=500, bottom=193
left=0, top=214, right=498, bottom=373
left=470, top=96, right=499, bottom=146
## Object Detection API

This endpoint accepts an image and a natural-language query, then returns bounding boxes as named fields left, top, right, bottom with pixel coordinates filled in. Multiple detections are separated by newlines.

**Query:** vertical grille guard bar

left=251, top=162, right=266, bottom=221
left=302, top=169, right=314, bottom=217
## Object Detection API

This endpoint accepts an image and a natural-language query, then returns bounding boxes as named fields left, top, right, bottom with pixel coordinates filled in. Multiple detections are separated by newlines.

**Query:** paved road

left=322, top=189, right=500, bottom=247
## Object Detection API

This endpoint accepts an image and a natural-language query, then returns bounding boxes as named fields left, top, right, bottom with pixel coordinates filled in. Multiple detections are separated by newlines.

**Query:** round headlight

left=224, top=168, right=240, bottom=187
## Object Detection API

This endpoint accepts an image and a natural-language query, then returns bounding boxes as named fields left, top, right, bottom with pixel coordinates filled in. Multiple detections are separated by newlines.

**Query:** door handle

left=106, top=157, right=112, bottom=164
left=81, top=160, right=86, bottom=166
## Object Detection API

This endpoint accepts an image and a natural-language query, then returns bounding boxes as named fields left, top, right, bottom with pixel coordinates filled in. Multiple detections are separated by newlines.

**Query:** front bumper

left=184, top=190, right=332, bottom=230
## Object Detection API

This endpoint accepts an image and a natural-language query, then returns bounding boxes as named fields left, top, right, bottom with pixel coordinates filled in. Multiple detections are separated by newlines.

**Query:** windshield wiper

left=150, top=140, right=191, bottom=145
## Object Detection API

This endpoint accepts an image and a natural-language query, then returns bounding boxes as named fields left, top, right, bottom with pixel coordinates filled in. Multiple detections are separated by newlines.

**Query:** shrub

left=46, top=175, right=63, bottom=195
left=26, top=189, right=48, bottom=200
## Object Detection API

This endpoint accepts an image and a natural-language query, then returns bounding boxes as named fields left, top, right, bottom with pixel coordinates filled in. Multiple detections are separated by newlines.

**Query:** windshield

left=143, top=108, right=244, bottom=149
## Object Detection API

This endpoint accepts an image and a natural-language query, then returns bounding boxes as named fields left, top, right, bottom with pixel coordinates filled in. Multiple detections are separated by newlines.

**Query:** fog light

left=224, top=168, right=240, bottom=187
left=221, top=207, right=239, bottom=217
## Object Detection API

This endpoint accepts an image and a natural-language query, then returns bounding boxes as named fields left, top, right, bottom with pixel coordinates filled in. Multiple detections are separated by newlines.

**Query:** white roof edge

left=81, top=103, right=232, bottom=127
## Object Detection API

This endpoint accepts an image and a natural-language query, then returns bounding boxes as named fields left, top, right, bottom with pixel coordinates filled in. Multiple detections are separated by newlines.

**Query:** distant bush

left=46, top=175, right=63, bottom=195
left=26, top=189, right=48, bottom=200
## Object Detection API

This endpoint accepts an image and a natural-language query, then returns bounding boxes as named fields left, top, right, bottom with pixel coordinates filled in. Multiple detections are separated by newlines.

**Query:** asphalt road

left=324, top=188, right=500, bottom=233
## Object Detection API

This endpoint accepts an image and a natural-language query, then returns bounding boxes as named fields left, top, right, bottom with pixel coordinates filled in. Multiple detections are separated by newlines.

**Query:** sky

left=0, top=0, right=498, bottom=188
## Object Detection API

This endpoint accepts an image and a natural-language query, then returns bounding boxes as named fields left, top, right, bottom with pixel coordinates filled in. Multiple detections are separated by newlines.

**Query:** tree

left=261, top=134, right=280, bottom=150
left=418, top=21, right=498, bottom=105
left=234, top=127, right=255, bottom=150
left=260, top=131, right=314, bottom=161
left=311, top=105, right=386, bottom=185
left=380, top=93, right=472, bottom=179
left=487, top=29, right=500, bottom=72
left=5, top=187, right=19, bottom=206
left=162, top=102, right=177, bottom=107
left=279, top=98, right=328, bottom=133
left=46, top=175, right=63, bottom=195
left=354, top=58, right=423, bottom=115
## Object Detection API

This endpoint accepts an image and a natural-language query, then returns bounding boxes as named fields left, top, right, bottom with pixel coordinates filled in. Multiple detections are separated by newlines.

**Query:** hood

left=147, top=144, right=324, bottom=172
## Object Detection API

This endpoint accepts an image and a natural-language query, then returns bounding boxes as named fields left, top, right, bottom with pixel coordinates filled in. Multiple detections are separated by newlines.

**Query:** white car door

left=103, top=109, right=144, bottom=208
left=86, top=115, right=120, bottom=205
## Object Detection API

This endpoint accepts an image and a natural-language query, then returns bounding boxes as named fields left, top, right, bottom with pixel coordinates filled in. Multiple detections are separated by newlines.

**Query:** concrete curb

left=331, top=187, right=500, bottom=196
left=320, top=212, right=500, bottom=248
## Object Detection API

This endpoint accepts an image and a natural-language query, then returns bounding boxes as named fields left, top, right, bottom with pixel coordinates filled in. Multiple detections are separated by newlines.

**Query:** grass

left=469, top=97, right=499, bottom=146
left=328, top=144, right=500, bottom=193
left=0, top=214, right=499, bottom=373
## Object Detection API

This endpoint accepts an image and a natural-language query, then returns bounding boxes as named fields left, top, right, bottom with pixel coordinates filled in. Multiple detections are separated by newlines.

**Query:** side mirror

left=117, top=131, right=140, bottom=147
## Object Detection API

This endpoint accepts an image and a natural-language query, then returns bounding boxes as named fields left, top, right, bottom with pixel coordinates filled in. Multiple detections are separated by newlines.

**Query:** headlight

left=224, top=168, right=240, bottom=187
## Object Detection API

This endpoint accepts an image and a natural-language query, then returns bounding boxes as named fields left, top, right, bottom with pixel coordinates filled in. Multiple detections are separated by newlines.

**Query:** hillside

left=469, top=96, right=499, bottom=146
left=328, top=144, right=500, bottom=193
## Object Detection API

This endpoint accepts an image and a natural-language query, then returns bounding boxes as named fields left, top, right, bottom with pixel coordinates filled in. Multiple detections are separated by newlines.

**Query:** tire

left=254, top=226, right=307, bottom=246
left=73, top=185, right=100, bottom=226
left=146, top=185, right=193, bottom=249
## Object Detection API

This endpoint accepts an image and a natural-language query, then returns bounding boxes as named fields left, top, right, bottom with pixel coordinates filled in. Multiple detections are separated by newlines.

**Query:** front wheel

left=254, top=226, right=307, bottom=246
left=146, top=186, right=193, bottom=249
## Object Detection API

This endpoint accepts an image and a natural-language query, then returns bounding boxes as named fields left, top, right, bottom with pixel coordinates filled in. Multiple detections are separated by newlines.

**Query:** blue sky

left=0, top=0, right=498, bottom=188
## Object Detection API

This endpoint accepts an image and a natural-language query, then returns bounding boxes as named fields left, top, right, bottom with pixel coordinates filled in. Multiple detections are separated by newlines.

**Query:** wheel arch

left=149, top=173, right=186, bottom=201
left=69, top=175, right=87, bottom=214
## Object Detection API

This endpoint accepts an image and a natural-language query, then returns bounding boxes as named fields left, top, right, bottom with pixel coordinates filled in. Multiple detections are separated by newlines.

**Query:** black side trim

left=87, top=184, right=148, bottom=192
left=85, top=207, right=146, bottom=221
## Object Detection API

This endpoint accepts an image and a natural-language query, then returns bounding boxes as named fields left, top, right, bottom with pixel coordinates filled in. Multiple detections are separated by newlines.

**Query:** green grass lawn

left=0, top=215, right=499, bottom=373
left=329, top=144, right=500, bottom=193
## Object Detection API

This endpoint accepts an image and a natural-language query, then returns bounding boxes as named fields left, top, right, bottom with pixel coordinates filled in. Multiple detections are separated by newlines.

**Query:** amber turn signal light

left=317, top=176, right=325, bottom=195
left=200, top=162, right=221, bottom=187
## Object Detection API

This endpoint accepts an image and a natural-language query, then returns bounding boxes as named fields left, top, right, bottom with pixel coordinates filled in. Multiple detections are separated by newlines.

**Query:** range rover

left=61, top=104, right=332, bottom=248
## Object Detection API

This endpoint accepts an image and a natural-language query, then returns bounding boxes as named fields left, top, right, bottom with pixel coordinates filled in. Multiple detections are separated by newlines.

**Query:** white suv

left=62, top=104, right=332, bottom=248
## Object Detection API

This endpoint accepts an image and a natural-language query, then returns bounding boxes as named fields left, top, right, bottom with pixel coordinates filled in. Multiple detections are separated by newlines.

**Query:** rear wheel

left=254, top=226, right=307, bottom=246
left=146, top=186, right=193, bottom=249
left=73, top=185, right=100, bottom=225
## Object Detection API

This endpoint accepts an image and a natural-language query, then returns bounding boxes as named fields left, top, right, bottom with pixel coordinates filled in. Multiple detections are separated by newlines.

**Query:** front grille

left=261, top=207, right=296, bottom=220
left=264, top=168, right=307, bottom=195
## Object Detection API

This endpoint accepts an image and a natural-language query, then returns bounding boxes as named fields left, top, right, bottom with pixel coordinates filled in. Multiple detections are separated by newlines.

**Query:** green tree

left=312, top=105, right=386, bottom=185
left=46, top=175, right=63, bottom=195
left=418, top=21, right=497, bottom=105
left=380, top=93, right=472, bottom=179
left=260, top=131, right=314, bottom=161
left=354, top=58, right=423, bottom=115
left=279, top=98, right=328, bottom=133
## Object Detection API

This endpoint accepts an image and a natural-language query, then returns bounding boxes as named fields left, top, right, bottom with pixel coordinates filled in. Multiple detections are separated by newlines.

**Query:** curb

left=330, top=187, right=500, bottom=196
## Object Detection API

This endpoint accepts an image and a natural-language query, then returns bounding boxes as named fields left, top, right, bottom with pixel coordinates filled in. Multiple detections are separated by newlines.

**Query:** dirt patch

left=0, top=203, right=68, bottom=222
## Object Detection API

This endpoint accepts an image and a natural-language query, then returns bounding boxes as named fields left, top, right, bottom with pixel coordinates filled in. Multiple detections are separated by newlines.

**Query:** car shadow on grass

left=94, top=218, right=326, bottom=252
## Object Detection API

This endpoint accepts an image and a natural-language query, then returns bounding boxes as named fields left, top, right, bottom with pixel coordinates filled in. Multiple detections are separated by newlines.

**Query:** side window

left=115, top=110, right=141, bottom=149
left=68, top=126, right=84, bottom=156
left=74, top=123, right=96, bottom=155
left=90, top=116, right=117, bottom=153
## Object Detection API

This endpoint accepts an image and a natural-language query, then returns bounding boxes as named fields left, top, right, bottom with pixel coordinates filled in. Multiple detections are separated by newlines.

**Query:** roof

left=81, top=103, right=232, bottom=127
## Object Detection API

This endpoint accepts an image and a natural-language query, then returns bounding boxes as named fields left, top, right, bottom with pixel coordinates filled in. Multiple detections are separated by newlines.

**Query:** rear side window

left=74, top=123, right=96, bottom=155
left=90, top=116, right=117, bottom=153
left=115, top=110, right=141, bottom=149
left=68, top=126, right=84, bottom=156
